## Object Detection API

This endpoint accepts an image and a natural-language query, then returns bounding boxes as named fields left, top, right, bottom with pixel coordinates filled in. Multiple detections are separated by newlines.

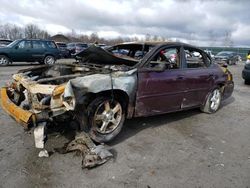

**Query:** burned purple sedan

left=1, top=42, right=234, bottom=144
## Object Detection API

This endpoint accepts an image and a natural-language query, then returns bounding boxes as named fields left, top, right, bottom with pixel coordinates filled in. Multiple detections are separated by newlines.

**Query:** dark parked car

left=1, top=42, right=234, bottom=146
left=67, top=42, right=88, bottom=57
left=0, top=39, right=60, bottom=65
left=0, top=39, right=13, bottom=47
left=242, top=63, right=250, bottom=84
left=214, top=51, right=238, bottom=65
left=56, top=42, right=70, bottom=58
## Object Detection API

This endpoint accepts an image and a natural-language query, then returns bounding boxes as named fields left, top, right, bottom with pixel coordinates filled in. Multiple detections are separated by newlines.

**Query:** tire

left=87, top=97, right=125, bottom=143
left=201, top=88, right=222, bottom=114
left=0, top=55, right=10, bottom=66
left=44, top=55, right=55, bottom=65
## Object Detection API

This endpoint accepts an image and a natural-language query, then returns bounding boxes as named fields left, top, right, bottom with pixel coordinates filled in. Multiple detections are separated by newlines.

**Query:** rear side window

left=184, top=48, right=211, bottom=68
left=33, top=41, right=46, bottom=49
left=44, top=41, right=57, bottom=49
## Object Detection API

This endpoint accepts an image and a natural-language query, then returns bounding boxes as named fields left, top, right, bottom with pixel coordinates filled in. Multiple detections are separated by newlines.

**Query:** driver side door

left=11, top=40, right=32, bottom=62
left=135, top=46, right=187, bottom=117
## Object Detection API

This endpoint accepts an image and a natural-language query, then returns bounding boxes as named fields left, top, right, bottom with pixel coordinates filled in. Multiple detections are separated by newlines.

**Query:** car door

left=135, top=45, right=186, bottom=117
left=181, top=46, right=214, bottom=108
left=32, top=40, right=46, bottom=62
left=10, top=40, right=32, bottom=62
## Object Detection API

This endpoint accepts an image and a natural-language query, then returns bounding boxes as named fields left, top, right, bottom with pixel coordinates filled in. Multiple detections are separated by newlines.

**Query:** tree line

left=0, top=23, right=168, bottom=45
left=0, top=23, right=234, bottom=47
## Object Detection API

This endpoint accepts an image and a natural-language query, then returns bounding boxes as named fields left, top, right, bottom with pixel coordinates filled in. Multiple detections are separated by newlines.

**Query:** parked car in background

left=214, top=51, right=238, bottom=65
left=98, top=44, right=107, bottom=49
left=0, top=39, right=13, bottom=47
left=204, top=50, right=215, bottom=59
left=242, top=54, right=250, bottom=84
left=67, top=42, right=88, bottom=57
left=0, top=39, right=60, bottom=65
left=56, top=42, right=70, bottom=58
left=1, top=42, right=234, bottom=143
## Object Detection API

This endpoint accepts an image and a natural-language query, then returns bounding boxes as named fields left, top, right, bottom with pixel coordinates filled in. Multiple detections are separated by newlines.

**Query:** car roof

left=111, top=42, right=203, bottom=53
left=115, top=41, right=198, bottom=48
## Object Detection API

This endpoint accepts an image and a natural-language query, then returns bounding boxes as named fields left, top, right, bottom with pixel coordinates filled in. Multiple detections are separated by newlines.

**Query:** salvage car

left=0, top=39, right=60, bottom=65
left=214, top=51, right=238, bottom=65
left=1, top=42, right=234, bottom=144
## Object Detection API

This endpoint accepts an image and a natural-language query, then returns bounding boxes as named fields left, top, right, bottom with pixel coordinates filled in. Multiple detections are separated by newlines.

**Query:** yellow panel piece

left=0, top=87, right=33, bottom=128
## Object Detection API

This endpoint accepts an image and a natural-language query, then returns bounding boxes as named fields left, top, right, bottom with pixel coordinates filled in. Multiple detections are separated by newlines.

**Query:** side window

left=45, top=41, right=57, bottom=49
left=184, top=48, right=209, bottom=68
left=18, top=41, right=32, bottom=49
left=33, top=41, right=45, bottom=49
left=147, top=47, right=180, bottom=70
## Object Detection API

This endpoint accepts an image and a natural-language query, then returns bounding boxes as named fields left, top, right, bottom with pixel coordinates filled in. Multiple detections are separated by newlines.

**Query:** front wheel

left=87, top=97, right=125, bottom=143
left=201, top=88, right=222, bottom=114
left=0, top=55, right=10, bottom=66
left=44, top=55, right=55, bottom=65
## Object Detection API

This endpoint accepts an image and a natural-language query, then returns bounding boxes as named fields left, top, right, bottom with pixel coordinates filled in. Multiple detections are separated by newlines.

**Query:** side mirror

left=15, top=45, right=19, bottom=49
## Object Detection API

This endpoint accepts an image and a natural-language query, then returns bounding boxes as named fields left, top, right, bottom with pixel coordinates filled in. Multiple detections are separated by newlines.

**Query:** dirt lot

left=0, top=60, right=249, bottom=188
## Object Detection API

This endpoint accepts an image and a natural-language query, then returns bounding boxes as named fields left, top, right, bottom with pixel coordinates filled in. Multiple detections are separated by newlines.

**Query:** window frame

left=182, top=46, right=212, bottom=69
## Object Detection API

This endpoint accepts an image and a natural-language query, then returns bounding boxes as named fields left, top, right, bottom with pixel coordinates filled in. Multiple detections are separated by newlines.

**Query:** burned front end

left=1, top=65, right=92, bottom=128
left=1, top=64, right=137, bottom=131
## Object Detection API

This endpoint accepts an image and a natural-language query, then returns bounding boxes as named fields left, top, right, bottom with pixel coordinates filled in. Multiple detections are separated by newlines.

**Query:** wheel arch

left=202, top=83, right=224, bottom=106
left=84, top=89, right=130, bottom=114
left=0, top=53, right=11, bottom=59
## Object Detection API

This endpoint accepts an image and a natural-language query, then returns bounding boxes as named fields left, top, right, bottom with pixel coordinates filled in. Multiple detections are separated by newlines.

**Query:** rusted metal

left=0, top=87, right=33, bottom=128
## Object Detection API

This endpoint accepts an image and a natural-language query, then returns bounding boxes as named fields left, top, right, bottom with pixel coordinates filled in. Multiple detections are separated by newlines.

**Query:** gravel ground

left=0, top=60, right=249, bottom=188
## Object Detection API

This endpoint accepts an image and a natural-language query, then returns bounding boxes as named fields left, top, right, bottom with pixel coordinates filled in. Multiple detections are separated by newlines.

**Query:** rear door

left=181, top=46, right=214, bottom=108
left=31, top=40, right=46, bottom=62
left=135, top=45, right=186, bottom=117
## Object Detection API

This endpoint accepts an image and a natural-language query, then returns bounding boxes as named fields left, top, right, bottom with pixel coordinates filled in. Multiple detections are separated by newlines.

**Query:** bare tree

left=24, top=24, right=40, bottom=38
left=9, top=25, right=23, bottom=39
left=89, top=32, right=99, bottom=43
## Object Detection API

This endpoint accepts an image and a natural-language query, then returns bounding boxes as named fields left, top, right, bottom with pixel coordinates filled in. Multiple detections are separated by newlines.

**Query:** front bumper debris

left=55, top=132, right=113, bottom=169
left=1, top=87, right=33, bottom=128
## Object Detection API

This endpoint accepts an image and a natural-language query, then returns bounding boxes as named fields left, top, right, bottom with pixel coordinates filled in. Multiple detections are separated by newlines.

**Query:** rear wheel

left=87, top=97, right=125, bottom=143
left=201, top=88, right=222, bottom=114
left=0, top=55, right=10, bottom=66
left=44, top=55, right=55, bottom=64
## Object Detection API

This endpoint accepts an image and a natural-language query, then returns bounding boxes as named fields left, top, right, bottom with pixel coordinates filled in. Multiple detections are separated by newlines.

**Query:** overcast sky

left=0, top=0, right=249, bottom=46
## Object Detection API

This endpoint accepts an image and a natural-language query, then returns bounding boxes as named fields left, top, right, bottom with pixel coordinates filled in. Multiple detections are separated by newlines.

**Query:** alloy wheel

left=210, top=89, right=221, bottom=111
left=93, top=100, right=122, bottom=134
left=0, top=56, right=9, bottom=65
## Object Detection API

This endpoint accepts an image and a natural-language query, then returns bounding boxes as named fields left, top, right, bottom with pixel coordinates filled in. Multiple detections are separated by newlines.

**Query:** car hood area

left=76, top=45, right=139, bottom=66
